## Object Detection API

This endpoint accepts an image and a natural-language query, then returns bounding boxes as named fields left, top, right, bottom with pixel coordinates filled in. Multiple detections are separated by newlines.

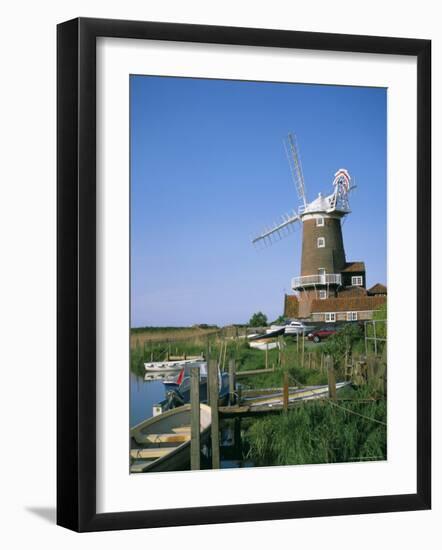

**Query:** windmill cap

left=302, top=193, right=331, bottom=213
left=334, top=168, right=351, bottom=178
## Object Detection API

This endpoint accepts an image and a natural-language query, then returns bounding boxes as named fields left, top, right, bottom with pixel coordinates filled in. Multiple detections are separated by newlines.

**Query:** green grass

left=131, top=335, right=334, bottom=386
left=244, top=390, right=387, bottom=466
left=235, top=338, right=329, bottom=388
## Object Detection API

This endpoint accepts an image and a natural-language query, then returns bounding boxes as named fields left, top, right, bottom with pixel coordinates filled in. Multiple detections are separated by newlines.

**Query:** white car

left=284, top=320, right=313, bottom=335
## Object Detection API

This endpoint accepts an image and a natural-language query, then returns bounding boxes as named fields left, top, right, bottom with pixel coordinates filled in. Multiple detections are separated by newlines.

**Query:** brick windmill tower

left=253, top=134, right=367, bottom=319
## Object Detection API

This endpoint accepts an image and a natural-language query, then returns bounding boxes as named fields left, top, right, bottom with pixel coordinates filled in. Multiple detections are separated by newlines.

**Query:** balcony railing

left=292, top=274, right=342, bottom=289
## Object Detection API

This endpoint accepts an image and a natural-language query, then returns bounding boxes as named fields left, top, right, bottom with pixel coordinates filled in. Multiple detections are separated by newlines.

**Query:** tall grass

left=245, top=394, right=386, bottom=466
left=130, top=335, right=331, bottom=387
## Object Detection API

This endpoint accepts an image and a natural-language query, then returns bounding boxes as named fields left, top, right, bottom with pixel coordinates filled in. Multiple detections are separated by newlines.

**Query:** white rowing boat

left=130, top=404, right=211, bottom=473
left=249, top=340, right=280, bottom=351
left=144, top=357, right=205, bottom=373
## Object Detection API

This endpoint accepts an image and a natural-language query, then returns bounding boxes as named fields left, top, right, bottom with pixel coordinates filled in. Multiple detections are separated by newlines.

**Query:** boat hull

left=243, top=381, right=351, bottom=409
left=144, top=358, right=205, bottom=373
left=130, top=404, right=211, bottom=473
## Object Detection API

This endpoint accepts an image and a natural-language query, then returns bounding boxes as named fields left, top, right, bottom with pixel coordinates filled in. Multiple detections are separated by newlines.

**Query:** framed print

left=57, top=17, right=431, bottom=532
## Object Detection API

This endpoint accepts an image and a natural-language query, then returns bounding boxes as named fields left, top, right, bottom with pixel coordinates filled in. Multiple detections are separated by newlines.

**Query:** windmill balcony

left=292, top=274, right=342, bottom=290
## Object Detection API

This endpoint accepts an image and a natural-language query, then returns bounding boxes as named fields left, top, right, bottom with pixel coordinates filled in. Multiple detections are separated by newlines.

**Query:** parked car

left=307, top=328, right=337, bottom=343
left=284, top=320, right=313, bottom=335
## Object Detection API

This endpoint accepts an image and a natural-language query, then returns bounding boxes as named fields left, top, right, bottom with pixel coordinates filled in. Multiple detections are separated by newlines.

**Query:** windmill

left=252, top=133, right=357, bottom=318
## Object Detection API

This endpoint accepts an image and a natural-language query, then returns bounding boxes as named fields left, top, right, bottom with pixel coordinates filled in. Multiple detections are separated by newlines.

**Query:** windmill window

left=351, top=276, right=363, bottom=286
left=319, top=290, right=327, bottom=300
left=316, top=216, right=324, bottom=227
left=317, top=237, right=325, bottom=248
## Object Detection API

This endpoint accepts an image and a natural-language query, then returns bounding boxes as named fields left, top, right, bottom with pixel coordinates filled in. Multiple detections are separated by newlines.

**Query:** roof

left=310, top=295, right=386, bottom=313
left=338, top=286, right=368, bottom=297
left=303, top=193, right=331, bottom=214
left=342, top=261, right=366, bottom=273
left=284, top=294, right=299, bottom=318
left=302, top=191, right=351, bottom=216
left=368, top=283, right=387, bottom=295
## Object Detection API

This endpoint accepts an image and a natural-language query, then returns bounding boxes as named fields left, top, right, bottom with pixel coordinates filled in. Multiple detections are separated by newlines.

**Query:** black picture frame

left=57, top=17, right=431, bottom=532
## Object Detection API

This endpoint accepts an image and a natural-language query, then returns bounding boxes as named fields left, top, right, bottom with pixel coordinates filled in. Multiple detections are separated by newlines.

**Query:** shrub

left=322, top=323, right=363, bottom=363
left=249, top=312, right=268, bottom=327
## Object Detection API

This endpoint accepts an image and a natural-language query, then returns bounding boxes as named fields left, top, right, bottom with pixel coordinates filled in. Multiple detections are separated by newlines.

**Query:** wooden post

left=297, top=332, right=299, bottom=355
left=206, top=338, right=210, bottom=363
left=208, top=359, right=220, bottom=469
left=326, top=356, right=337, bottom=400
left=283, top=371, right=289, bottom=412
left=237, top=385, right=242, bottom=406
left=373, top=321, right=378, bottom=356
left=228, top=359, right=236, bottom=405
left=222, top=341, right=228, bottom=372
left=364, top=321, right=368, bottom=356
left=190, top=366, right=200, bottom=470
left=265, top=344, right=269, bottom=370
left=218, top=340, right=224, bottom=367
left=301, top=334, right=305, bottom=368
left=367, top=355, right=376, bottom=383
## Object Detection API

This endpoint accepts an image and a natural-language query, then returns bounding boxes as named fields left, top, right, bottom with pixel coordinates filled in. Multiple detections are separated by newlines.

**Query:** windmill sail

left=284, top=133, right=307, bottom=207
left=252, top=211, right=300, bottom=246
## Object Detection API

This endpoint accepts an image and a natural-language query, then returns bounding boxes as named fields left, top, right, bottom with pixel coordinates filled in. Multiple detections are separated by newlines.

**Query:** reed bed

left=245, top=392, right=387, bottom=466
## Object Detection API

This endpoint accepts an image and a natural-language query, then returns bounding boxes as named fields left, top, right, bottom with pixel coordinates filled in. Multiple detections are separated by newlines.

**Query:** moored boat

left=153, top=370, right=229, bottom=416
left=144, top=357, right=205, bottom=373
left=243, top=381, right=351, bottom=409
left=130, top=403, right=211, bottom=473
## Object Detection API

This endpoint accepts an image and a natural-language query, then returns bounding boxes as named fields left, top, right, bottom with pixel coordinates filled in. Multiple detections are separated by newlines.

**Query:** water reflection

left=130, top=372, right=165, bottom=427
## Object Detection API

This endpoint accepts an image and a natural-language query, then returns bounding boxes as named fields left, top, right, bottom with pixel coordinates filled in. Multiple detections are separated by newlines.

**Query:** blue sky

left=130, top=76, right=386, bottom=327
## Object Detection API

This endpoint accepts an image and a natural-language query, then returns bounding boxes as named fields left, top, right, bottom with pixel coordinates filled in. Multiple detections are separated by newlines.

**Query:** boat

left=246, top=332, right=261, bottom=340
left=249, top=327, right=285, bottom=341
left=242, top=382, right=351, bottom=409
left=248, top=339, right=280, bottom=351
left=153, top=369, right=230, bottom=416
left=266, top=321, right=315, bottom=335
left=130, top=403, right=212, bottom=473
left=144, top=357, right=205, bottom=373
left=284, top=321, right=315, bottom=335
left=144, top=372, right=177, bottom=382
left=162, top=361, right=208, bottom=387
left=267, top=324, right=286, bottom=333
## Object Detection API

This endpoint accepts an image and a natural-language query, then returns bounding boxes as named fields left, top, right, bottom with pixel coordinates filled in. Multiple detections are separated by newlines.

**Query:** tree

left=249, top=311, right=268, bottom=327
left=322, top=323, right=363, bottom=363
left=272, top=315, right=286, bottom=325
